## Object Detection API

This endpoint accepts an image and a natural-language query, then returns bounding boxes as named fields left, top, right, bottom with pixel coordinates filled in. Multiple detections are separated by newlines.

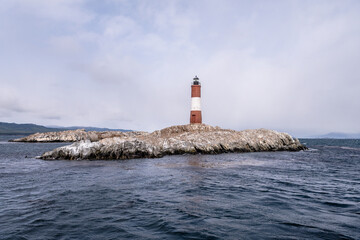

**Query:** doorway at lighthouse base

left=190, top=110, right=202, bottom=124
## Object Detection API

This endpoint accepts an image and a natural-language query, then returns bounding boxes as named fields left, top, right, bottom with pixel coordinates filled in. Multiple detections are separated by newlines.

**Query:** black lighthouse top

left=193, top=75, right=200, bottom=85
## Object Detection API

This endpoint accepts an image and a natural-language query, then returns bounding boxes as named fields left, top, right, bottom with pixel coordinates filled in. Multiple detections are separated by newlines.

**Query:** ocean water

left=0, top=136, right=359, bottom=240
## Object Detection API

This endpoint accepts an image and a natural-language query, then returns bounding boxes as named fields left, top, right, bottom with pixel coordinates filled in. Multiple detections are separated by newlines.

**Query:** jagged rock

left=9, top=129, right=145, bottom=142
left=39, top=124, right=307, bottom=160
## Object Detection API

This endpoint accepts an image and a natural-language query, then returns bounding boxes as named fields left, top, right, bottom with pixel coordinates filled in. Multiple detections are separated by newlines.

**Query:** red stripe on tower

left=190, top=76, right=202, bottom=124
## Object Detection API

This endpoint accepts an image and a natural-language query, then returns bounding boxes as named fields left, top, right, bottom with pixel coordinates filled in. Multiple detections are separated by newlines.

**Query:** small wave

left=275, top=180, right=301, bottom=187
left=340, top=146, right=360, bottom=151
left=156, top=159, right=265, bottom=169
left=280, top=222, right=356, bottom=240
left=306, top=148, right=319, bottom=152
left=281, top=222, right=316, bottom=228
left=322, top=201, right=353, bottom=208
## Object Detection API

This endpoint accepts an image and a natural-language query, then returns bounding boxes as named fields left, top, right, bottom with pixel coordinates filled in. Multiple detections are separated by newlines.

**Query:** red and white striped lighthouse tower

left=190, top=76, right=202, bottom=124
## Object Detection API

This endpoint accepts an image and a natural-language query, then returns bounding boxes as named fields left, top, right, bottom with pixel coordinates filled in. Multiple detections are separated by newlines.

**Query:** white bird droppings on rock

left=40, top=124, right=307, bottom=160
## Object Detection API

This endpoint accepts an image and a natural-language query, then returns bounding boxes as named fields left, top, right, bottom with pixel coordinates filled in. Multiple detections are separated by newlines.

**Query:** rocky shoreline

left=38, top=124, right=307, bottom=160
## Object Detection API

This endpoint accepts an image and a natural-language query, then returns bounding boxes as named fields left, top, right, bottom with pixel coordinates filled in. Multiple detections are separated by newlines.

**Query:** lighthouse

left=190, top=76, right=202, bottom=124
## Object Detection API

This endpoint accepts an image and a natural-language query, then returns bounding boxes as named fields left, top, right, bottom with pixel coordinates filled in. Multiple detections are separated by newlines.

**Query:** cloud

left=0, top=0, right=359, bottom=135
left=2, top=0, right=93, bottom=24
left=40, top=115, right=62, bottom=120
left=0, top=88, right=29, bottom=113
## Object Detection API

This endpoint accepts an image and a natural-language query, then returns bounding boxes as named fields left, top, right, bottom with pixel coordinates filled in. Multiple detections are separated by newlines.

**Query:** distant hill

left=316, top=132, right=360, bottom=139
left=0, top=122, right=62, bottom=135
left=303, top=132, right=360, bottom=139
left=0, top=122, right=131, bottom=135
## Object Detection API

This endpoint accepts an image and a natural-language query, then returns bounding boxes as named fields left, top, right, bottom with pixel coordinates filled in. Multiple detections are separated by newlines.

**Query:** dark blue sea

left=0, top=135, right=359, bottom=240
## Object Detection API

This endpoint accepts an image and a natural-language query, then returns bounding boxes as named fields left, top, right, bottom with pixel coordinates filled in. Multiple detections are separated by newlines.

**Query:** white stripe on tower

left=191, top=97, right=201, bottom=111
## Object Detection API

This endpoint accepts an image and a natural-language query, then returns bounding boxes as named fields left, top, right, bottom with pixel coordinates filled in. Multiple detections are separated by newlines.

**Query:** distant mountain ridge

left=315, top=132, right=360, bottom=139
left=0, top=122, right=131, bottom=135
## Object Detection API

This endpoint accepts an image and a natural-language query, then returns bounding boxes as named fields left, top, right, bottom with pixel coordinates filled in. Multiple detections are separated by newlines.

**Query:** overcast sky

left=1, top=0, right=359, bottom=136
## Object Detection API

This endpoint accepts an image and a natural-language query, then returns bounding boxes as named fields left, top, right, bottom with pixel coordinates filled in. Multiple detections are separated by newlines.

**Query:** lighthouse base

left=190, top=111, right=202, bottom=124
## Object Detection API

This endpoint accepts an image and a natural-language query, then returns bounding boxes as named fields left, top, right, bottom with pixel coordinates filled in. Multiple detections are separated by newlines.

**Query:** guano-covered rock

left=39, top=124, right=307, bottom=160
left=9, top=129, right=144, bottom=142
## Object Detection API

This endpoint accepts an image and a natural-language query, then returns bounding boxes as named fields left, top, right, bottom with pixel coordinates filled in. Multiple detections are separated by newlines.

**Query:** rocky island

left=9, top=129, right=144, bottom=142
left=38, top=124, right=306, bottom=160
